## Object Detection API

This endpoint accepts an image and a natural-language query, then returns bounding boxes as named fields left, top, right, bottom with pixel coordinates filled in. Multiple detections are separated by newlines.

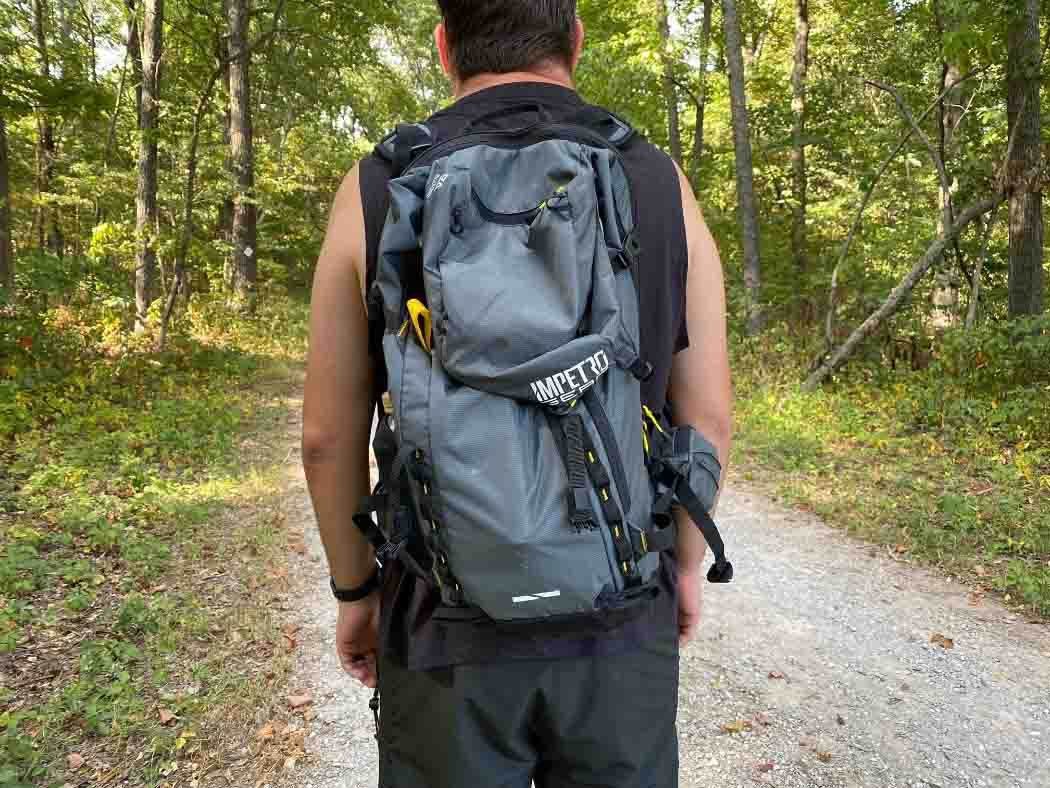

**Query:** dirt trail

left=273, top=403, right=1050, bottom=788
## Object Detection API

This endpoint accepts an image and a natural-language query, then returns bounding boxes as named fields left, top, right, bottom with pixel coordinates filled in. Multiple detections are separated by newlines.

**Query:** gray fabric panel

left=429, top=360, right=620, bottom=620
left=375, top=170, right=428, bottom=330
left=461, top=140, right=586, bottom=214
left=417, top=140, right=639, bottom=401
left=383, top=333, right=406, bottom=420
left=591, top=150, right=624, bottom=251
left=685, top=430, right=722, bottom=514
left=396, top=335, right=432, bottom=454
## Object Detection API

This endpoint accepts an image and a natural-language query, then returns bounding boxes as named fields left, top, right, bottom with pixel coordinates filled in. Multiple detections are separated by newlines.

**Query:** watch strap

left=330, top=568, right=381, bottom=602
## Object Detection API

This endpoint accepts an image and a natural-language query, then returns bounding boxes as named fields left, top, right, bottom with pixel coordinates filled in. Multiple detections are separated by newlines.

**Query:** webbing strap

left=577, top=427, right=641, bottom=587
left=545, top=413, right=596, bottom=531
left=675, top=481, right=734, bottom=583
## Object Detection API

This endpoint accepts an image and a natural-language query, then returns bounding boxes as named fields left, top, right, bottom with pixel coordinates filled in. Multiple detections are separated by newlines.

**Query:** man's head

left=434, top=0, right=584, bottom=88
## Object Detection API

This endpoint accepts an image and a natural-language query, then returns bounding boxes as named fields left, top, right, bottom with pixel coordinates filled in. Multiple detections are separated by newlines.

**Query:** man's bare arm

left=302, top=165, right=376, bottom=589
left=668, top=164, right=733, bottom=574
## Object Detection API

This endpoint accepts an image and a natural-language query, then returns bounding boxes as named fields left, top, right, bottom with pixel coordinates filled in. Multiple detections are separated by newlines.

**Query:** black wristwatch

left=330, top=567, right=381, bottom=603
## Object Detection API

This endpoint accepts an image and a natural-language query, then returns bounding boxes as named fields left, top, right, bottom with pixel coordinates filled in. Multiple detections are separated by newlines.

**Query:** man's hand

left=336, top=592, right=380, bottom=688
left=677, top=566, right=705, bottom=646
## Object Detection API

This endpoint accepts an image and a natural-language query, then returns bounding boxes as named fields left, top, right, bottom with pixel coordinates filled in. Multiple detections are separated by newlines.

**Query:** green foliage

left=732, top=321, right=1050, bottom=616
left=0, top=286, right=308, bottom=785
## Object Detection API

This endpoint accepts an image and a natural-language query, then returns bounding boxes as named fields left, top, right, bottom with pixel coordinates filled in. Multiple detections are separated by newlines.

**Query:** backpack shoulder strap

left=559, top=105, right=636, bottom=149
left=374, top=122, right=434, bottom=176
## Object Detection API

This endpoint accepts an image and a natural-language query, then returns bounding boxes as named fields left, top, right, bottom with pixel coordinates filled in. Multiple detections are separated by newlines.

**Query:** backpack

left=355, top=106, right=733, bottom=624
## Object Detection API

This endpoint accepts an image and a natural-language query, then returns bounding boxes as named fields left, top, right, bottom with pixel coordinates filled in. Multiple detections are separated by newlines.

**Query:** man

left=302, top=2, right=732, bottom=785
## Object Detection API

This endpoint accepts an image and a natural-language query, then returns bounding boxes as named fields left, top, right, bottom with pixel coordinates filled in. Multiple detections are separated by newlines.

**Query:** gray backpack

left=355, top=108, right=732, bottom=624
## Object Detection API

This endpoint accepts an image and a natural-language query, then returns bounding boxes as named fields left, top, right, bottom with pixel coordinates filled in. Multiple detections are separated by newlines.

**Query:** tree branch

left=821, top=67, right=985, bottom=354
left=804, top=191, right=1005, bottom=391
left=865, top=80, right=952, bottom=239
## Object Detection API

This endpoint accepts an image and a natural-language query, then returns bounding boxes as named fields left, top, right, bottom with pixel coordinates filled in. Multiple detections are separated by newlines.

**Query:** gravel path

left=273, top=442, right=1050, bottom=788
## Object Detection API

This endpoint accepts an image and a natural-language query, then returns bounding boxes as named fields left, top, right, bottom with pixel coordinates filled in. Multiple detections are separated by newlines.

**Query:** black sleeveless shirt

left=360, top=82, right=688, bottom=669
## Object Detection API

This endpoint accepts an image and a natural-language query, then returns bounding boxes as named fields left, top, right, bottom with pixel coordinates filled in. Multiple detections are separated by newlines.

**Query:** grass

left=730, top=318, right=1050, bottom=618
left=0, top=285, right=312, bottom=787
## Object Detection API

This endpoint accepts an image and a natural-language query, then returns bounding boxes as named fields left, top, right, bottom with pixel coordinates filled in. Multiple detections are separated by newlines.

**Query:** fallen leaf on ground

left=720, top=720, right=753, bottom=734
left=287, top=693, right=313, bottom=710
left=256, top=723, right=275, bottom=741
left=930, top=632, right=954, bottom=649
left=281, top=623, right=300, bottom=637
left=282, top=634, right=297, bottom=651
left=158, top=708, right=177, bottom=725
left=768, top=671, right=785, bottom=679
left=67, top=753, right=85, bottom=770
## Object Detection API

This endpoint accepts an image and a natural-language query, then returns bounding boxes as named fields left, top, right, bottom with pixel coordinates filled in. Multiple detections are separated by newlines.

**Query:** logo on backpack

left=426, top=173, right=449, bottom=199
left=529, top=349, right=610, bottom=406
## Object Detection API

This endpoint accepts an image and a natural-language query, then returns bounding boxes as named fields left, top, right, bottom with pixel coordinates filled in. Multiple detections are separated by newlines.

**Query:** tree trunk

left=159, top=68, right=223, bottom=350
left=0, top=119, right=12, bottom=295
left=1006, top=0, right=1044, bottom=316
left=722, top=0, right=763, bottom=334
left=218, top=30, right=234, bottom=286
left=33, top=0, right=63, bottom=258
left=804, top=193, right=1003, bottom=391
left=790, top=0, right=809, bottom=276
left=227, top=0, right=257, bottom=311
left=658, top=0, right=682, bottom=166
left=126, top=0, right=143, bottom=125
left=689, top=0, right=713, bottom=190
left=930, top=0, right=970, bottom=327
left=134, top=0, right=162, bottom=332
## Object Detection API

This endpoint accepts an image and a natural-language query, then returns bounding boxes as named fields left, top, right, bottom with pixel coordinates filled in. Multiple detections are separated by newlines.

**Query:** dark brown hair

left=435, top=0, right=578, bottom=80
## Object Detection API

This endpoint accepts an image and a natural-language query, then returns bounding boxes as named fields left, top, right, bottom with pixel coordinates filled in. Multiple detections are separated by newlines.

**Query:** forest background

left=1, top=0, right=1048, bottom=784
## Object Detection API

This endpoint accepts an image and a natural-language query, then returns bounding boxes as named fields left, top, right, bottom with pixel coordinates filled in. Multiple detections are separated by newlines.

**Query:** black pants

left=377, top=643, right=680, bottom=788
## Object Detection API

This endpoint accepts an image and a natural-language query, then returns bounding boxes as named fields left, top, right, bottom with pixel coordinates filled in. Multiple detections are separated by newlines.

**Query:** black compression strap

left=546, top=413, right=596, bottom=530
left=675, top=482, right=734, bottom=583
left=578, top=428, right=641, bottom=585
left=562, top=417, right=590, bottom=490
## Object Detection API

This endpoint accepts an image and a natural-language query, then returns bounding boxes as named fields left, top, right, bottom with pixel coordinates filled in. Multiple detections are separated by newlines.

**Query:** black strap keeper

left=629, top=359, right=655, bottom=382
left=330, top=567, right=381, bottom=602
left=707, top=559, right=734, bottom=584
